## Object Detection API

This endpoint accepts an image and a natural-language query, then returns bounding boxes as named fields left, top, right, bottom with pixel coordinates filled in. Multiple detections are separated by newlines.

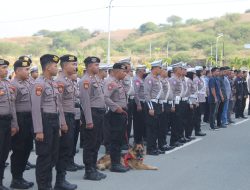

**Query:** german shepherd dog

left=97, top=144, right=158, bottom=170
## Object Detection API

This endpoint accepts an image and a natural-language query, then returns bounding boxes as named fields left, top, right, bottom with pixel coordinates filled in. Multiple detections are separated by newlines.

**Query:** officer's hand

left=86, top=123, right=94, bottom=129
left=149, top=109, right=154, bottom=116
left=61, top=124, right=68, bottom=134
left=137, top=105, right=142, bottom=112
left=116, top=107, right=124, bottom=114
left=36, top=132, right=44, bottom=142
left=171, top=107, right=175, bottom=112
left=221, top=96, right=224, bottom=102
left=11, top=127, right=18, bottom=136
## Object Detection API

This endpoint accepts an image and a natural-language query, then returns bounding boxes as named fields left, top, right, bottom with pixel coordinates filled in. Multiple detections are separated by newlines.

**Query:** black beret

left=14, top=60, right=31, bottom=70
left=84, top=56, right=100, bottom=65
left=0, top=58, right=9, bottom=66
left=60, top=54, right=77, bottom=63
left=113, top=62, right=127, bottom=70
left=224, top=66, right=231, bottom=70
left=18, top=56, right=32, bottom=64
left=40, top=54, right=59, bottom=67
left=220, top=67, right=226, bottom=71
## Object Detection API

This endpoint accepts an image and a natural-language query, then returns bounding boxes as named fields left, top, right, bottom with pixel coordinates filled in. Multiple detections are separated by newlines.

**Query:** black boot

left=21, top=178, right=34, bottom=188
left=10, top=178, right=30, bottom=189
left=26, top=161, right=36, bottom=169
left=54, top=174, right=77, bottom=190
left=110, top=164, right=129, bottom=173
left=84, top=167, right=102, bottom=181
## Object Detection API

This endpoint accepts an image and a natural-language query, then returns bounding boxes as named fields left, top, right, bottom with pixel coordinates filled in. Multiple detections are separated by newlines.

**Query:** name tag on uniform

left=74, top=108, right=81, bottom=120
left=175, top=96, right=180, bottom=105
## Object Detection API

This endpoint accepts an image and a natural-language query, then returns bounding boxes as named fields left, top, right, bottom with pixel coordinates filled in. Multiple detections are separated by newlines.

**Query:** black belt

left=92, top=107, right=106, bottom=114
left=0, top=114, right=12, bottom=120
left=16, top=112, right=32, bottom=116
left=42, top=112, right=59, bottom=119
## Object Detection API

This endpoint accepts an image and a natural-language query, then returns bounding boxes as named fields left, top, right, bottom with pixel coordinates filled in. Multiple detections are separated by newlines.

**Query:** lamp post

left=215, top=33, right=223, bottom=66
left=107, top=0, right=114, bottom=64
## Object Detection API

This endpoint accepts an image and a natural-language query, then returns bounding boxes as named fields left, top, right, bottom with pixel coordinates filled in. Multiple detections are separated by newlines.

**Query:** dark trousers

left=72, top=119, right=80, bottom=157
left=170, top=102, right=188, bottom=144
left=194, top=104, right=203, bottom=133
left=103, top=111, right=111, bottom=153
left=56, top=112, right=75, bottom=178
left=235, top=98, right=243, bottom=118
left=35, top=113, right=60, bottom=189
left=203, top=97, right=210, bottom=122
left=123, top=99, right=134, bottom=145
left=0, top=116, right=11, bottom=182
left=11, top=112, right=33, bottom=179
left=145, top=103, right=161, bottom=152
left=217, top=101, right=224, bottom=126
left=241, top=97, right=247, bottom=117
left=109, top=111, right=127, bottom=164
left=185, top=105, right=195, bottom=138
left=159, top=103, right=172, bottom=147
left=83, top=108, right=105, bottom=168
left=209, top=102, right=219, bottom=129
left=133, top=101, right=146, bottom=144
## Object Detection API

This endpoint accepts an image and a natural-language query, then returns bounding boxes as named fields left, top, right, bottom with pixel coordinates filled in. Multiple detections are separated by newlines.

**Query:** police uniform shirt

left=11, top=77, right=32, bottom=112
left=144, top=73, right=163, bottom=102
left=133, top=75, right=145, bottom=107
left=160, top=77, right=171, bottom=101
left=31, top=76, right=65, bottom=133
left=0, top=79, right=18, bottom=128
left=104, top=77, right=127, bottom=112
left=123, top=75, right=135, bottom=97
left=186, top=78, right=197, bottom=104
left=169, top=74, right=183, bottom=100
left=56, top=72, right=75, bottom=113
left=193, top=76, right=206, bottom=103
left=79, top=73, right=105, bottom=124
left=182, top=76, right=188, bottom=98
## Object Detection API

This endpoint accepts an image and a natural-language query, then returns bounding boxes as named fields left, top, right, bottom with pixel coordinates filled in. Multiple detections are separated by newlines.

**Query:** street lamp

left=215, top=33, right=223, bottom=66
left=107, top=0, right=114, bottom=64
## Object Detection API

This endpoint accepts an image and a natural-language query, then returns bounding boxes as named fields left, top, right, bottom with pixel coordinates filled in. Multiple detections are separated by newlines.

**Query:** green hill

left=1, top=12, right=250, bottom=68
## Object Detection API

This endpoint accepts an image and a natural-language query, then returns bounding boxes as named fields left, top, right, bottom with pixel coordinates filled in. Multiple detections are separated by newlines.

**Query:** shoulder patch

left=57, top=82, right=64, bottom=94
left=108, top=82, right=116, bottom=91
left=35, top=85, right=43, bottom=96
left=135, top=80, right=140, bottom=86
left=0, top=90, right=5, bottom=96
left=83, top=80, right=90, bottom=89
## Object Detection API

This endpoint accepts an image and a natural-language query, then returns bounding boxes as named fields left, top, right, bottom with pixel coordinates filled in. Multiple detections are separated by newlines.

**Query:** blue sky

left=0, top=0, right=249, bottom=38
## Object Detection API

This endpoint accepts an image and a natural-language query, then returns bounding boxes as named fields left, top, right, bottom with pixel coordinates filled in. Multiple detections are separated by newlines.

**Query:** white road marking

left=232, top=118, right=249, bottom=126
left=165, top=138, right=202, bottom=155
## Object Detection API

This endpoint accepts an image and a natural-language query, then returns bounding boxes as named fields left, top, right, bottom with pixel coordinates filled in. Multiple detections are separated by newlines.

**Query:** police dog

left=97, top=144, right=158, bottom=170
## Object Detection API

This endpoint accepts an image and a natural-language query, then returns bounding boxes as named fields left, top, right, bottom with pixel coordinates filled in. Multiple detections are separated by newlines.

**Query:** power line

left=113, top=0, right=244, bottom=8
left=0, top=7, right=106, bottom=24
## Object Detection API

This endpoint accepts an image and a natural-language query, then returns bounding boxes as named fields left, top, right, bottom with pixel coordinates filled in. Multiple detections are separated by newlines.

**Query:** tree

left=185, top=18, right=201, bottom=25
left=139, top=22, right=158, bottom=34
left=167, top=15, right=182, bottom=26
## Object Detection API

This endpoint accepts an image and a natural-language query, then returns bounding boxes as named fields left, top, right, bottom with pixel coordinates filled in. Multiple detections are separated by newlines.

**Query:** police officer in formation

left=79, top=56, right=107, bottom=180
left=2, top=53, right=240, bottom=190
left=10, top=58, right=34, bottom=189
left=0, top=59, right=18, bottom=190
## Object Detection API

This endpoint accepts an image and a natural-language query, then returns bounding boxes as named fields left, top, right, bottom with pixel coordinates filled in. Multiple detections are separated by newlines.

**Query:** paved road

left=4, top=118, right=250, bottom=190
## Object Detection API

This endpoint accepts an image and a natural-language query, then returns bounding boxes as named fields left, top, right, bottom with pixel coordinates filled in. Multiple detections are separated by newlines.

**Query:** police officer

left=30, top=66, right=39, bottom=81
left=158, top=65, right=175, bottom=151
left=169, top=63, right=185, bottom=147
left=10, top=59, right=34, bottom=189
left=133, top=64, right=147, bottom=144
left=193, top=66, right=207, bottom=136
left=144, top=60, right=165, bottom=155
left=54, top=55, right=78, bottom=190
left=0, top=58, right=19, bottom=190
left=119, top=58, right=134, bottom=149
left=104, top=62, right=129, bottom=172
left=70, top=73, right=84, bottom=171
left=241, top=69, right=248, bottom=118
left=31, top=54, right=67, bottom=190
left=79, top=56, right=107, bottom=180
left=234, top=70, right=244, bottom=118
